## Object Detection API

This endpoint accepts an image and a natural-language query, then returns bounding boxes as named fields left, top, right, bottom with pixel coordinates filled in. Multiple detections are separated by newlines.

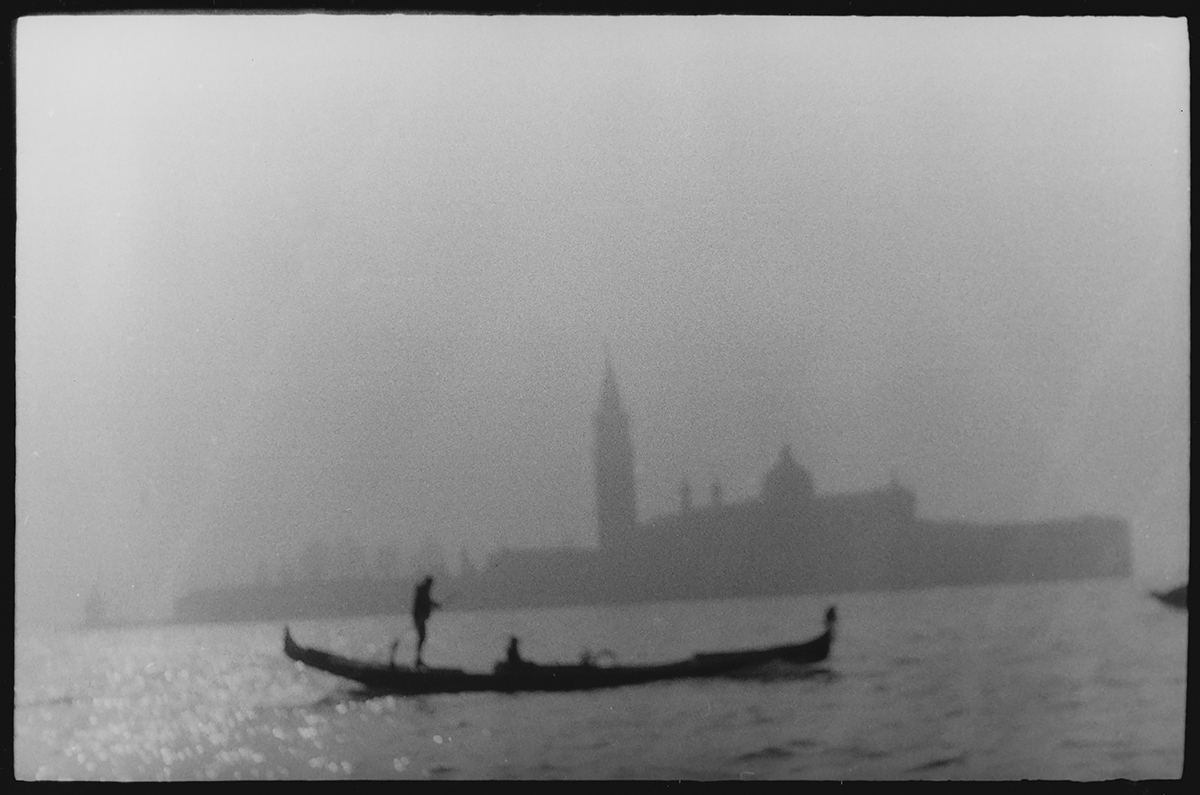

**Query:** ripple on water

left=905, top=752, right=970, bottom=774
left=424, top=763, right=457, bottom=779
left=735, top=744, right=794, bottom=763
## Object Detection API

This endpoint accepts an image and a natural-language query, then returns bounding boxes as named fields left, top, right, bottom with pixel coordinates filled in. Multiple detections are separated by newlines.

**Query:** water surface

left=14, top=579, right=1186, bottom=780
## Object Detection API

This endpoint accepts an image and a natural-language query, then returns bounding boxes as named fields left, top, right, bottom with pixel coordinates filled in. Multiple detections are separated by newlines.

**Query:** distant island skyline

left=173, top=362, right=1132, bottom=626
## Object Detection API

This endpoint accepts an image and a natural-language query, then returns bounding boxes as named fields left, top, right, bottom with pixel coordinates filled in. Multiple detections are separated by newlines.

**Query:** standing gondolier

left=411, top=575, right=440, bottom=668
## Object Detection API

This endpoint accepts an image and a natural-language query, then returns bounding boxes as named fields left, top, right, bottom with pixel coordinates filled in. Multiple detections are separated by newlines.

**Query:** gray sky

left=16, top=16, right=1189, bottom=628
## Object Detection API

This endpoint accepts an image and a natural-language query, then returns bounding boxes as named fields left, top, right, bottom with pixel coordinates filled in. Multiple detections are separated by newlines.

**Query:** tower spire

left=593, top=357, right=637, bottom=548
left=598, top=352, right=623, bottom=416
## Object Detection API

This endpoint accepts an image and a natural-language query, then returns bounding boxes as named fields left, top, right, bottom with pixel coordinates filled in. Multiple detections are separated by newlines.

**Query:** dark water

left=14, top=579, right=1185, bottom=780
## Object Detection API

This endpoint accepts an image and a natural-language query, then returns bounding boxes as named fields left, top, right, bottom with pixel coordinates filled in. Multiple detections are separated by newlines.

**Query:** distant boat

left=284, top=606, right=837, bottom=696
left=1150, top=584, right=1187, bottom=610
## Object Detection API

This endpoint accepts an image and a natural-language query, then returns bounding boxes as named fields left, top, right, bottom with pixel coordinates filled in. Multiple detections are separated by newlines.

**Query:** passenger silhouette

left=411, top=575, right=440, bottom=669
left=504, top=636, right=524, bottom=670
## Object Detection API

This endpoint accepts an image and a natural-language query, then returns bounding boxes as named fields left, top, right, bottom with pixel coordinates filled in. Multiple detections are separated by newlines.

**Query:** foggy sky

left=16, top=16, right=1189, bottom=628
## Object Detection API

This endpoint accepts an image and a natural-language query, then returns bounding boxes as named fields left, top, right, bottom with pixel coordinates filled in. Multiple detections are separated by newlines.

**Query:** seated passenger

left=506, top=636, right=523, bottom=666
left=495, top=635, right=525, bottom=674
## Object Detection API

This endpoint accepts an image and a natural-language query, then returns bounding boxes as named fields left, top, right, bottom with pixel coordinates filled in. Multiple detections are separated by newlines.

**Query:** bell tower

left=593, top=358, right=637, bottom=548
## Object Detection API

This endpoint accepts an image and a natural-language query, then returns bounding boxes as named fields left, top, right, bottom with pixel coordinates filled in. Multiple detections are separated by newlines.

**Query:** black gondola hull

left=283, top=615, right=835, bottom=695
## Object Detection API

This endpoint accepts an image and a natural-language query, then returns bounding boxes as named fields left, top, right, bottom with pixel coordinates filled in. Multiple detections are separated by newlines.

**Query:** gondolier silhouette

left=411, top=575, right=441, bottom=669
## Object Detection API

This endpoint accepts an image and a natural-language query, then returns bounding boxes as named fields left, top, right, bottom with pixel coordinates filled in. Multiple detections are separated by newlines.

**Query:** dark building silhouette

left=173, top=360, right=1133, bottom=624
left=439, top=362, right=1129, bottom=610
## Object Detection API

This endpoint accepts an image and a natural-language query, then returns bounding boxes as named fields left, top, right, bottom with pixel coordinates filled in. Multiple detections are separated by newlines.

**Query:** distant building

left=172, top=359, right=1132, bottom=624
left=449, top=360, right=1128, bottom=609
left=82, top=584, right=109, bottom=629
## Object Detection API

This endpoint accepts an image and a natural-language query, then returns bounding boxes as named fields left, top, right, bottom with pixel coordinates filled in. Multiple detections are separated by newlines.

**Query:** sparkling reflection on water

left=14, top=579, right=1186, bottom=780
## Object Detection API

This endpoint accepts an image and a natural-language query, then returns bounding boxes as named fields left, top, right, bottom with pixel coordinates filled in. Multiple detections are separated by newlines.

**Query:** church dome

left=760, top=444, right=814, bottom=504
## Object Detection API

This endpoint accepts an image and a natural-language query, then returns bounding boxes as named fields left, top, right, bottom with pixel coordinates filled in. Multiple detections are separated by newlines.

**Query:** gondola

left=1151, top=584, right=1187, bottom=611
left=283, top=606, right=836, bottom=695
